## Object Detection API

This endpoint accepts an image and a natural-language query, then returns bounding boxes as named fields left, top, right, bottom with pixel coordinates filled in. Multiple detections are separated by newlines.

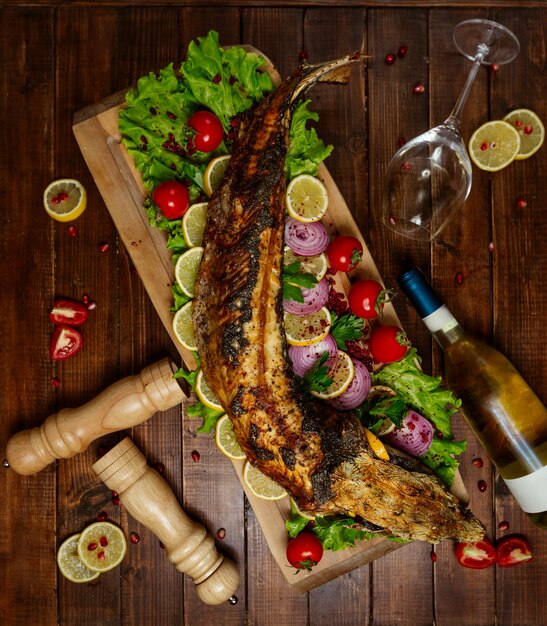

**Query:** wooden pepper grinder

left=5, top=357, right=187, bottom=475
left=93, top=437, right=239, bottom=605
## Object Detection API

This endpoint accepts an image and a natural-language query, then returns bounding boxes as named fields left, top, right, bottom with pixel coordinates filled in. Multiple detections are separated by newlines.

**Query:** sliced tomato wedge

left=49, top=299, right=89, bottom=326
left=496, top=535, right=533, bottom=568
left=455, top=538, right=496, bottom=569
left=49, top=325, right=83, bottom=361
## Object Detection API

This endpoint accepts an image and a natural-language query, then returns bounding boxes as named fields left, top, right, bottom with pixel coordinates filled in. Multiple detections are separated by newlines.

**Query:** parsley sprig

left=301, top=352, right=333, bottom=393
left=329, top=312, right=365, bottom=350
left=282, top=261, right=317, bottom=303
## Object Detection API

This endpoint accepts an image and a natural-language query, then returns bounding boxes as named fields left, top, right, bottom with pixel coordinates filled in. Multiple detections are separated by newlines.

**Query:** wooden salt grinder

left=6, top=357, right=186, bottom=475
left=93, top=437, right=240, bottom=605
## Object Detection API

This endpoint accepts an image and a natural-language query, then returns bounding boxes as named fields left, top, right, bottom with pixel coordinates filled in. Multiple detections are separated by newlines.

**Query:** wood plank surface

left=1, top=4, right=546, bottom=626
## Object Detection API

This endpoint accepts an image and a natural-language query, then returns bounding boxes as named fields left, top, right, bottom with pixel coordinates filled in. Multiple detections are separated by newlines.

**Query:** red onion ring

left=284, top=217, right=330, bottom=256
left=327, top=358, right=371, bottom=410
left=283, top=277, right=329, bottom=314
left=384, top=410, right=434, bottom=457
left=288, top=334, right=338, bottom=377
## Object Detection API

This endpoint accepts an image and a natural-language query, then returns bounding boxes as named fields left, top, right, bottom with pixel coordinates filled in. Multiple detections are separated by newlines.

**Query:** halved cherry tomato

left=49, top=299, right=89, bottom=326
left=152, top=180, right=190, bottom=219
left=49, top=325, right=83, bottom=361
left=349, top=279, right=393, bottom=320
left=187, top=111, right=224, bottom=152
left=327, top=235, right=363, bottom=272
left=455, top=538, right=497, bottom=569
left=368, top=325, right=410, bottom=364
left=286, top=531, right=323, bottom=572
left=496, top=535, right=533, bottom=567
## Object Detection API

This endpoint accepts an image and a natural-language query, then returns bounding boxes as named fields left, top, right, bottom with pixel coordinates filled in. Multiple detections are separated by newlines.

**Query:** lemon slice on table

left=284, top=307, right=331, bottom=347
left=172, top=301, right=197, bottom=351
left=215, top=414, right=246, bottom=460
left=204, top=155, right=231, bottom=197
left=503, top=109, right=545, bottom=160
left=77, top=522, right=127, bottom=573
left=243, top=461, right=288, bottom=501
left=57, top=534, right=101, bottom=583
left=195, top=369, right=223, bottom=411
left=468, top=120, right=520, bottom=171
left=43, top=179, right=87, bottom=222
left=310, top=350, right=355, bottom=400
left=182, top=202, right=208, bottom=247
left=286, top=174, right=329, bottom=223
left=283, top=246, right=328, bottom=281
left=174, top=246, right=203, bottom=298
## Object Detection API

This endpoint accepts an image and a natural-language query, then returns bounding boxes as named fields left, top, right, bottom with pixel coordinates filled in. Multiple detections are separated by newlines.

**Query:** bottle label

left=422, top=305, right=459, bottom=334
left=504, top=465, right=547, bottom=513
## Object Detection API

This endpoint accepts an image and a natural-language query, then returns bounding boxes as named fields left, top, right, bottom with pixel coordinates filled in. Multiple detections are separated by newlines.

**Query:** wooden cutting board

left=72, top=48, right=462, bottom=592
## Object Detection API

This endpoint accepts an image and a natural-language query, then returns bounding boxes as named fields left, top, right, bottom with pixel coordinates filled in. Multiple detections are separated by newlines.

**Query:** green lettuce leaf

left=420, top=436, right=467, bottom=488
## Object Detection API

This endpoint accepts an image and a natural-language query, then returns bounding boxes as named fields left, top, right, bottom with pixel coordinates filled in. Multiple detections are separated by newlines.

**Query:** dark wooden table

left=1, top=2, right=545, bottom=625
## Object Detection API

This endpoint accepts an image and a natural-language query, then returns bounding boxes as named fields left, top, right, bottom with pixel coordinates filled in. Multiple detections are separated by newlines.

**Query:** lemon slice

left=468, top=120, right=520, bottom=171
left=215, top=414, right=246, bottom=460
left=284, top=307, right=331, bottom=347
left=204, top=155, right=231, bottom=196
left=503, top=109, right=545, bottom=160
left=283, top=247, right=328, bottom=281
left=195, top=369, right=223, bottom=411
left=77, top=522, right=127, bottom=573
left=243, top=461, right=288, bottom=501
left=182, top=202, right=208, bottom=247
left=57, top=534, right=101, bottom=583
left=172, top=301, right=196, bottom=351
left=290, top=497, right=316, bottom=521
left=43, top=179, right=87, bottom=222
left=286, top=174, right=329, bottom=223
left=174, top=246, right=203, bottom=298
left=310, top=350, right=355, bottom=400
left=364, top=428, right=390, bottom=461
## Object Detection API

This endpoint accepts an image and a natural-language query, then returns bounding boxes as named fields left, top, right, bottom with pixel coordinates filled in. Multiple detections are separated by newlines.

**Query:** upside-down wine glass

left=381, top=19, right=520, bottom=241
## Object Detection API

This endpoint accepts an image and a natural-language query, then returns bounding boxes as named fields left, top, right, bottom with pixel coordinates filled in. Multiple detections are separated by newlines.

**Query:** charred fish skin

left=193, top=54, right=486, bottom=544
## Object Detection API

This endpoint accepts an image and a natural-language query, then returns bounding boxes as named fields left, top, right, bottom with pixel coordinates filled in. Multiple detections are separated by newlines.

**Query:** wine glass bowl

left=453, top=19, right=520, bottom=65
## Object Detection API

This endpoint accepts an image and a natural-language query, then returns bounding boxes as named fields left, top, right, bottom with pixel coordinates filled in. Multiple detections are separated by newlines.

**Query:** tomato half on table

left=286, top=531, right=323, bottom=572
left=496, top=535, right=533, bottom=567
left=187, top=110, right=224, bottom=152
left=49, top=325, right=83, bottom=361
left=49, top=299, right=89, bottom=326
left=455, top=538, right=497, bottom=569
left=327, top=235, right=363, bottom=272
left=152, top=180, right=190, bottom=219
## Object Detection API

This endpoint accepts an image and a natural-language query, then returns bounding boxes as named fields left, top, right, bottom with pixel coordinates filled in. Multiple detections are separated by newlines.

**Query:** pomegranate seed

left=191, top=450, right=200, bottom=463
left=82, top=293, right=90, bottom=305
left=384, top=53, right=396, bottom=64
left=111, top=491, right=121, bottom=506
left=490, top=63, right=500, bottom=73
left=153, top=462, right=165, bottom=475
left=51, top=195, right=61, bottom=205
left=58, top=192, right=69, bottom=202
left=87, top=542, right=98, bottom=551
left=455, top=272, right=464, bottom=285
left=478, top=480, right=487, bottom=492
left=229, top=595, right=238, bottom=605
left=98, top=242, right=109, bottom=253
left=97, top=511, right=108, bottom=521
left=524, top=125, right=533, bottom=135
left=516, top=197, right=528, bottom=209
left=97, top=550, right=106, bottom=561
left=51, top=377, right=60, bottom=387
left=388, top=215, right=397, bottom=225
left=397, top=136, right=407, bottom=148
left=514, top=119, right=523, bottom=128
left=130, top=532, right=140, bottom=544
left=397, top=45, right=408, bottom=58
left=217, top=528, right=226, bottom=540
left=498, top=521, right=510, bottom=531
left=430, top=550, right=437, bottom=562
left=412, top=83, right=425, bottom=95
left=86, top=300, right=97, bottom=311
left=212, top=74, right=221, bottom=84
left=298, top=49, right=308, bottom=61
left=480, top=142, right=489, bottom=151
left=67, top=225, right=78, bottom=238
left=400, top=162, right=412, bottom=171
left=488, top=241, right=495, bottom=253
left=99, top=535, right=109, bottom=547
left=472, top=457, right=484, bottom=468
left=2, top=459, right=9, bottom=468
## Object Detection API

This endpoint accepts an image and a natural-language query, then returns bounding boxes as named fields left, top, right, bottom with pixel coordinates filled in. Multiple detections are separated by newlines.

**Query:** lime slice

left=195, top=369, right=223, bottom=411
left=284, top=307, right=331, bottom=347
left=174, top=246, right=204, bottom=298
left=182, top=202, right=208, bottom=247
left=172, top=301, right=196, bottom=351
left=77, top=522, right=127, bottom=573
left=43, top=179, right=87, bottom=222
left=310, top=350, right=355, bottom=400
left=204, top=155, right=231, bottom=197
left=286, top=174, right=329, bottom=223
left=468, top=120, right=520, bottom=171
left=502, top=108, right=545, bottom=160
left=57, top=534, right=101, bottom=583
left=243, top=461, right=288, bottom=501
left=283, top=247, right=328, bottom=281
left=215, top=414, right=246, bottom=460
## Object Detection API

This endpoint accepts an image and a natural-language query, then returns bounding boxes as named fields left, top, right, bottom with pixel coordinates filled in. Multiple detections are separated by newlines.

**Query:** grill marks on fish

left=193, top=55, right=486, bottom=543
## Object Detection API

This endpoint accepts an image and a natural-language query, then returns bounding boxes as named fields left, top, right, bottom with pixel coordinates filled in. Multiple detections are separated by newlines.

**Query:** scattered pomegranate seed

left=388, top=215, right=397, bottom=225
left=97, top=550, right=106, bottom=561
left=516, top=197, right=528, bottom=209
left=217, top=528, right=226, bottom=540
left=212, top=74, right=221, bottom=84
left=298, top=49, right=308, bottom=61
left=400, top=162, right=412, bottom=171
left=86, top=300, right=97, bottom=311
left=472, top=457, right=484, bottom=468
left=480, top=142, right=489, bottom=151
left=2, top=459, right=9, bottom=468
left=67, top=225, right=78, bottom=238
left=229, top=595, right=238, bottom=605
left=153, top=462, right=165, bottom=475
left=384, top=53, right=396, bottom=64
left=97, top=511, right=108, bottom=521
left=130, top=532, right=140, bottom=544
left=488, top=242, right=495, bottom=253
left=397, top=45, right=408, bottom=58
left=514, top=119, right=523, bottom=128
left=478, top=480, right=487, bottom=492
left=490, top=63, right=500, bottom=73
left=51, top=376, right=60, bottom=387
left=98, top=242, right=109, bottom=253
left=99, top=536, right=109, bottom=547
left=524, top=125, right=533, bottom=135
left=455, top=272, right=464, bottom=285
left=87, top=542, right=98, bottom=551
left=397, top=136, right=407, bottom=148
left=412, top=83, right=425, bottom=95
left=111, top=490, right=121, bottom=506
left=191, top=450, right=201, bottom=463
left=82, top=294, right=90, bottom=305
left=430, top=550, right=437, bottom=562
left=498, top=520, right=510, bottom=531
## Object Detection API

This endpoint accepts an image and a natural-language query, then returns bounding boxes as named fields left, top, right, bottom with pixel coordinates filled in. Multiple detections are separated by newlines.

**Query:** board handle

left=6, top=358, right=187, bottom=475
left=93, top=437, right=239, bottom=605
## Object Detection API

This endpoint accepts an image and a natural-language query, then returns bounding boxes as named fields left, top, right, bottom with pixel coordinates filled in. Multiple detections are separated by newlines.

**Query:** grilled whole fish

left=193, top=54, right=485, bottom=543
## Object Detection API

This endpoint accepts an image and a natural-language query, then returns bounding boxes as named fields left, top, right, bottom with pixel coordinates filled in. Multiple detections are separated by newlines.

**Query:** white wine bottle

left=399, top=268, right=547, bottom=529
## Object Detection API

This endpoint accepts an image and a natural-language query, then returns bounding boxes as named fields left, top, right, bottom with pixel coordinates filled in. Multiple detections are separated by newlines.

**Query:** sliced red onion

left=285, top=217, right=330, bottom=256
left=288, top=335, right=338, bottom=377
left=384, top=410, right=434, bottom=457
left=328, top=358, right=371, bottom=410
left=283, top=277, right=329, bottom=314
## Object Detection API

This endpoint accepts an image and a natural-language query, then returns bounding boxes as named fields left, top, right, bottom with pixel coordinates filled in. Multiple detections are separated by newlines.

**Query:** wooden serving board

left=72, top=48, right=462, bottom=592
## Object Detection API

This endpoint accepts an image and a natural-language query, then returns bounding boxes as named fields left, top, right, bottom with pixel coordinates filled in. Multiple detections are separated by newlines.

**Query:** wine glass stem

left=445, top=43, right=488, bottom=130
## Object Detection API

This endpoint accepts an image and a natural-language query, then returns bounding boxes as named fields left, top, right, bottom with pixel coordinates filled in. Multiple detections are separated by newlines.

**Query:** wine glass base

left=453, top=19, right=520, bottom=65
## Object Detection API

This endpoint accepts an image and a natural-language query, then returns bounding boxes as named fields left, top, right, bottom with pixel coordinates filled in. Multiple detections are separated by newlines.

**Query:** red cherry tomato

left=49, top=299, right=89, bottom=326
left=286, top=531, right=323, bottom=572
left=49, top=325, right=83, bottom=361
left=327, top=235, right=363, bottom=272
left=455, top=538, right=497, bottom=569
left=152, top=180, right=190, bottom=219
left=496, top=535, right=533, bottom=568
left=187, top=110, right=224, bottom=152
left=349, top=279, right=393, bottom=320
left=368, top=325, right=409, bottom=364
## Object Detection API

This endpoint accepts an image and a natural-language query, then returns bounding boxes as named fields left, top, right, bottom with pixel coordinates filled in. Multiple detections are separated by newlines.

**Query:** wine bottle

left=398, top=267, right=547, bottom=529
